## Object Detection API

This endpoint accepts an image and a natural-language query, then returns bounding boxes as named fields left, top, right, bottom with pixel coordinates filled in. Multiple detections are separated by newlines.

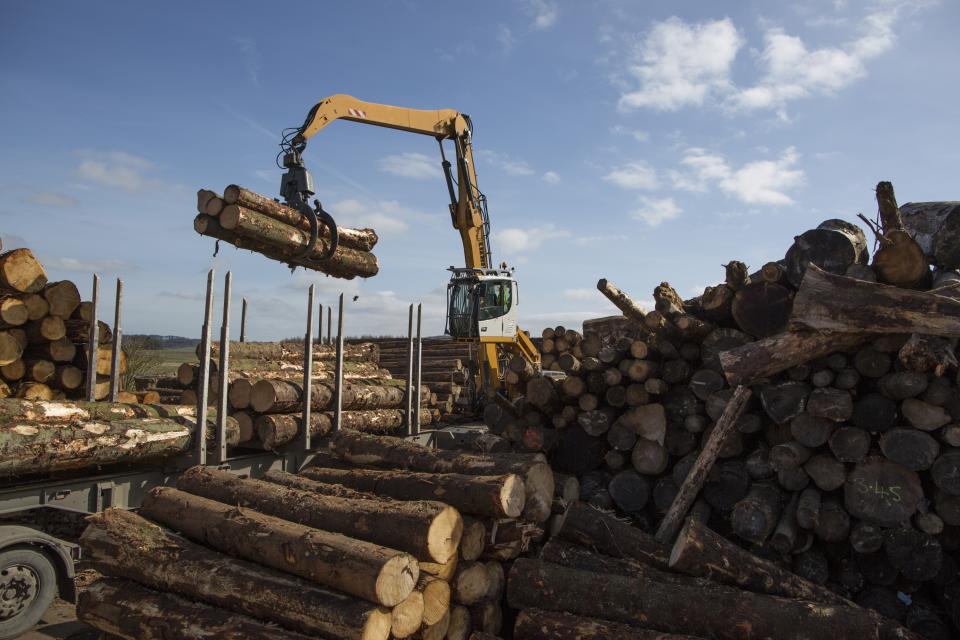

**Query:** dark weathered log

left=931, top=449, right=960, bottom=495
left=884, top=526, right=942, bottom=582
left=851, top=393, right=898, bottom=433
left=806, top=387, right=852, bottom=422
left=296, top=466, right=525, bottom=519
left=769, top=441, right=811, bottom=471
left=791, top=264, right=960, bottom=336
left=698, top=284, right=734, bottom=323
left=577, top=408, right=615, bottom=436
left=176, top=466, right=462, bottom=563
left=514, top=609, right=701, bottom=640
left=804, top=453, right=846, bottom=491
left=80, top=508, right=393, bottom=640
left=759, top=381, right=809, bottom=425
left=223, top=184, right=379, bottom=252
left=845, top=458, right=924, bottom=526
left=78, top=575, right=315, bottom=640
left=669, top=518, right=852, bottom=606
left=631, top=439, right=668, bottom=475
left=770, top=492, right=800, bottom=554
left=596, top=278, right=646, bottom=323
left=731, top=282, right=792, bottom=338
left=850, top=521, right=885, bottom=554
left=731, top=482, right=781, bottom=545
left=879, top=428, right=940, bottom=471
left=719, top=329, right=867, bottom=386
left=140, top=487, right=418, bottom=606
left=508, top=557, right=914, bottom=640
left=868, top=182, right=929, bottom=288
left=814, top=499, right=850, bottom=542
left=618, top=403, right=667, bottom=443
left=784, top=219, right=869, bottom=288
left=557, top=501, right=670, bottom=569
left=608, top=470, right=650, bottom=514
left=900, top=200, right=960, bottom=270
left=790, top=413, right=835, bottom=448
left=527, top=377, right=561, bottom=411
left=898, top=334, right=957, bottom=376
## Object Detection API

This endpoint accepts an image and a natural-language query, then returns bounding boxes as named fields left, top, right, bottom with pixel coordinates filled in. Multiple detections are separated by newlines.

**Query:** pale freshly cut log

left=140, top=487, right=418, bottom=607
left=22, top=293, right=49, bottom=320
left=223, top=184, right=379, bottom=252
left=43, top=280, right=81, bottom=318
left=176, top=466, right=463, bottom=563
left=0, top=248, right=47, bottom=293
left=298, top=466, right=525, bottom=519
left=210, top=340, right=379, bottom=363
left=0, top=295, right=27, bottom=328
left=26, top=316, right=66, bottom=342
left=255, top=409, right=426, bottom=448
left=80, top=509, right=392, bottom=640
left=249, top=378, right=405, bottom=413
left=78, top=575, right=315, bottom=640
left=418, top=575, right=451, bottom=627
left=392, top=590, right=425, bottom=639
left=0, top=332, right=24, bottom=366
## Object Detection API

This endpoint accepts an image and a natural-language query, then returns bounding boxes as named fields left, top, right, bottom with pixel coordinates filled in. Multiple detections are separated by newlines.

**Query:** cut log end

left=376, top=554, right=420, bottom=608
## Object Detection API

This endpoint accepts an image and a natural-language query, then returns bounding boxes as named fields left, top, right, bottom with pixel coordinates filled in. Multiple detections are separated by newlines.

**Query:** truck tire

left=0, top=547, right=57, bottom=639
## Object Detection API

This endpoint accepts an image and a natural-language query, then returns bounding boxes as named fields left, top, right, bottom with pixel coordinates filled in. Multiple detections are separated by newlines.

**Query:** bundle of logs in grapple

left=164, top=340, right=448, bottom=448
left=485, top=182, right=960, bottom=637
left=0, top=244, right=129, bottom=402
left=194, top=185, right=380, bottom=279
left=77, top=430, right=552, bottom=640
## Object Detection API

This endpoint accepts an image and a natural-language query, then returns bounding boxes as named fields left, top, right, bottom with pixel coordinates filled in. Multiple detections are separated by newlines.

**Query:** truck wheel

left=0, top=547, right=57, bottom=639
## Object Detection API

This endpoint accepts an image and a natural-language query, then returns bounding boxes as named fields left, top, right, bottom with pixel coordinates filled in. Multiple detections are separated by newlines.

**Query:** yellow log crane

left=277, top=94, right=540, bottom=403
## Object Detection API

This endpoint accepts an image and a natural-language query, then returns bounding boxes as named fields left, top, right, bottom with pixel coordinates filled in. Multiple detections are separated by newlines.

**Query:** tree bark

left=556, top=502, right=670, bottom=569
left=250, top=379, right=405, bottom=413
left=514, top=609, right=701, bottom=640
left=140, top=487, right=418, bottom=606
left=176, top=466, right=462, bottom=563
left=78, top=575, right=316, bottom=640
left=298, top=465, right=525, bottom=519
left=790, top=264, right=960, bottom=336
left=719, top=329, right=868, bottom=386
left=80, top=508, right=393, bottom=640
left=0, top=248, right=47, bottom=293
left=900, top=200, right=960, bottom=270
left=254, top=409, right=420, bottom=448
left=224, top=184, right=379, bottom=252
left=210, top=339, right=379, bottom=363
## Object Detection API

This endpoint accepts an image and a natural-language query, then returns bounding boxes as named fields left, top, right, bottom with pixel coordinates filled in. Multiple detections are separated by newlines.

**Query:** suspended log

left=223, top=184, right=379, bottom=251
left=790, top=264, right=960, bottom=336
left=297, top=466, right=525, bottom=519
left=80, top=508, right=392, bottom=640
left=78, top=576, right=315, bottom=640
left=596, top=278, right=646, bottom=323
left=0, top=248, right=47, bottom=293
left=140, top=487, right=418, bottom=606
left=176, top=466, right=462, bottom=563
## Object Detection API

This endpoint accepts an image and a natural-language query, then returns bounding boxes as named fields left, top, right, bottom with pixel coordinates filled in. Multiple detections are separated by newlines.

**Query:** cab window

left=478, top=281, right=512, bottom=321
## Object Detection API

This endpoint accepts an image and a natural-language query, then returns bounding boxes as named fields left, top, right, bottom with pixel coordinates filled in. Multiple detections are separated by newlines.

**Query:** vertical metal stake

left=317, top=303, right=323, bottom=345
left=195, top=270, right=215, bottom=466
left=301, top=284, right=316, bottom=453
left=239, top=298, right=248, bottom=343
left=85, top=275, right=100, bottom=402
left=333, top=293, right=345, bottom=432
left=405, top=304, right=414, bottom=436
left=215, top=272, right=232, bottom=464
left=108, top=279, right=123, bottom=402
left=327, top=306, right=333, bottom=345
left=413, top=303, right=423, bottom=435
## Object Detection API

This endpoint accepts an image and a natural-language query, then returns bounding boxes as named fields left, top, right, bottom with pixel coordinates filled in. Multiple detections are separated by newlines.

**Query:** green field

left=149, top=347, right=198, bottom=376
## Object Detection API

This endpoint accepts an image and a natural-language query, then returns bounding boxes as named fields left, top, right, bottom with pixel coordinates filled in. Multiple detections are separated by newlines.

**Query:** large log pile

left=489, top=182, right=960, bottom=637
left=0, top=244, right=129, bottom=402
left=193, top=185, right=380, bottom=279
left=78, top=432, right=550, bottom=639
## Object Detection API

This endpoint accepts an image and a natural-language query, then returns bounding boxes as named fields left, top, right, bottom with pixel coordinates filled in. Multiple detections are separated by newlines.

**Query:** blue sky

left=1, top=0, right=957, bottom=339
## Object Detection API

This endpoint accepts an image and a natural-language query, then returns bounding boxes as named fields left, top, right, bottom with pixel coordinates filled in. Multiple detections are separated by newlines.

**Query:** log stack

left=0, top=244, right=128, bottom=402
left=78, top=431, right=551, bottom=639
left=193, top=185, right=380, bottom=279
left=488, top=182, right=960, bottom=637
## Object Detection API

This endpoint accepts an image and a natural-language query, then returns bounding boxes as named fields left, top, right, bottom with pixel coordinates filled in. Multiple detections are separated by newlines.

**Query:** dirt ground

left=22, top=598, right=95, bottom=640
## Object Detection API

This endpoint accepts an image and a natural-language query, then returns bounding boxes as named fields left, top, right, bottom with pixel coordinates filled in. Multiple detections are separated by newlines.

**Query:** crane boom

left=284, top=94, right=539, bottom=402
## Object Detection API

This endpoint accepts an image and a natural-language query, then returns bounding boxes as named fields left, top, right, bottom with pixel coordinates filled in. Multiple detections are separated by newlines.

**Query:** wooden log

left=899, top=200, right=960, bottom=270
left=0, top=295, right=27, bottom=329
left=784, top=219, right=869, bottom=288
left=806, top=387, right=853, bottom=422
left=731, top=482, right=781, bottom=545
left=77, top=575, right=315, bottom=640
left=731, top=282, right=792, bottom=338
left=447, top=605, right=472, bottom=640
left=669, top=518, right=852, bottom=606
left=29, top=336, right=77, bottom=363
left=596, top=278, right=646, bottom=323
left=556, top=502, right=670, bottom=569
left=654, top=386, right=751, bottom=543
left=879, top=428, right=940, bottom=471
left=452, top=561, right=492, bottom=606
left=223, top=184, right=379, bottom=252
left=15, top=381, right=52, bottom=400
left=330, top=431, right=553, bottom=523
left=720, top=329, right=868, bottom=386
left=898, top=334, right=957, bottom=375
left=25, top=315, right=66, bottom=342
left=791, top=264, right=960, bottom=336
left=931, top=449, right=960, bottom=495
left=514, top=609, right=702, bottom=640
left=392, top=591, right=425, bottom=639
left=869, top=182, right=929, bottom=288
left=845, top=457, right=924, bottom=526
left=80, top=508, right=392, bottom=640
left=804, top=453, right=846, bottom=491
left=0, top=248, right=47, bottom=293
left=297, top=466, right=525, bottom=519
left=42, top=280, right=81, bottom=318
left=250, top=378, right=403, bottom=413
left=508, top=558, right=914, bottom=640
left=216, top=205, right=379, bottom=278
left=176, top=466, right=462, bottom=563
left=140, top=487, right=418, bottom=606
left=790, top=413, right=835, bottom=448
left=758, top=381, right=809, bottom=425
left=883, top=526, right=942, bottom=582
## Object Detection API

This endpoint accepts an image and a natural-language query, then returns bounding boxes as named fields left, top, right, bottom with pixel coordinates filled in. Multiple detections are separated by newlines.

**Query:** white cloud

left=524, top=0, right=558, bottom=30
left=43, top=257, right=137, bottom=273
left=74, top=151, right=166, bottom=192
left=619, top=17, right=743, bottom=111
left=672, top=147, right=805, bottom=205
left=494, top=224, right=569, bottom=254
left=158, top=290, right=203, bottom=301
left=603, top=162, right=659, bottom=190
left=378, top=152, right=439, bottom=180
left=562, top=288, right=598, bottom=300
left=478, top=150, right=535, bottom=176
left=21, top=192, right=79, bottom=207
left=497, top=25, right=515, bottom=53
left=234, top=37, right=261, bottom=86
left=631, top=196, right=681, bottom=226
left=329, top=198, right=436, bottom=235
left=610, top=125, right=650, bottom=142
left=542, top=171, right=561, bottom=185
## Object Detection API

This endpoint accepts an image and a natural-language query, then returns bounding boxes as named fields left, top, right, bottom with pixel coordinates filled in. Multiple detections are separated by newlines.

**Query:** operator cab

left=446, top=267, right=519, bottom=340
